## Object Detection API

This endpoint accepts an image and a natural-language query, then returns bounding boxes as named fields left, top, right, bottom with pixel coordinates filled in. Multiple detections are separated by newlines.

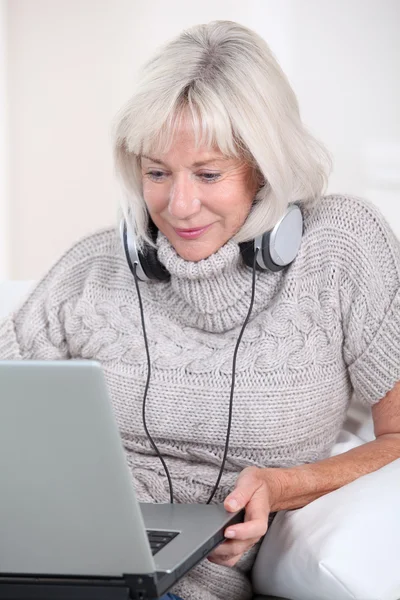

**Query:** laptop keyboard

left=146, top=529, right=180, bottom=556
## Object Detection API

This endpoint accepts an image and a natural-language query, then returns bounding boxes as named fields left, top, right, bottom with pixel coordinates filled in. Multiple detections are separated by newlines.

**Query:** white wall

left=0, top=0, right=8, bottom=281
left=7, top=0, right=135, bottom=280
left=286, top=0, right=400, bottom=226
left=5, top=0, right=400, bottom=280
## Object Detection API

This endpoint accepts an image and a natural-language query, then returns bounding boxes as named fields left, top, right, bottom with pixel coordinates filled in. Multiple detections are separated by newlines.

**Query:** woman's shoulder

left=50, top=225, right=127, bottom=279
left=300, top=193, right=400, bottom=295
left=53, top=226, right=123, bottom=268
left=22, top=225, right=130, bottom=311
left=303, top=193, right=388, bottom=233
left=302, top=193, right=399, bottom=260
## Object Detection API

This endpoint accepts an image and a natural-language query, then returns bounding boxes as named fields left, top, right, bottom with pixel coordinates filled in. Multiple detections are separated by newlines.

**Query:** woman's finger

left=207, top=538, right=257, bottom=564
left=224, top=517, right=268, bottom=541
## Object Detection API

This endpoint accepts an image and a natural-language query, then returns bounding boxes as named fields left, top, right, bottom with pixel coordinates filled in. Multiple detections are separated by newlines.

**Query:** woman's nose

left=168, top=175, right=201, bottom=219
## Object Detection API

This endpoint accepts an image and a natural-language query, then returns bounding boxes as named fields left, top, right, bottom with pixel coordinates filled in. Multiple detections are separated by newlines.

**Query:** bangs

left=126, top=83, right=248, bottom=161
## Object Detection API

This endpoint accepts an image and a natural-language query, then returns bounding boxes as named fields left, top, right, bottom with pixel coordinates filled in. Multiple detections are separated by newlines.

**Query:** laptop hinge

left=123, top=573, right=159, bottom=600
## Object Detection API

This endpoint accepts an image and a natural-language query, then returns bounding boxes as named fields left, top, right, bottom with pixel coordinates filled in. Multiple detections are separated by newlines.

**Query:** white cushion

left=253, top=457, right=400, bottom=600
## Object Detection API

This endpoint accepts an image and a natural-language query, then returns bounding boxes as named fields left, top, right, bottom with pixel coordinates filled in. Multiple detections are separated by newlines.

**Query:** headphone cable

left=134, top=262, right=174, bottom=503
left=206, top=247, right=258, bottom=504
left=134, top=248, right=259, bottom=505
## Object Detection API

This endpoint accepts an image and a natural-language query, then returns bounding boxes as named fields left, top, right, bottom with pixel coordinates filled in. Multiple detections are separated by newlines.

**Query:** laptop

left=0, top=360, right=244, bottom=600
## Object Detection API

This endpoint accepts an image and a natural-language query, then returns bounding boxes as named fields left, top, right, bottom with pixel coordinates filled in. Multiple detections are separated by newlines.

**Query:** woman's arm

left=267, top=380, right=400, bottom=512
left=209, top=381, right=400, bottom=567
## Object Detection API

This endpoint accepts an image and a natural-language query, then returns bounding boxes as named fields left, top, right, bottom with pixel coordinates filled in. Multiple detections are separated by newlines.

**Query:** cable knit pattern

left=1, top=194, right=400, bottom=600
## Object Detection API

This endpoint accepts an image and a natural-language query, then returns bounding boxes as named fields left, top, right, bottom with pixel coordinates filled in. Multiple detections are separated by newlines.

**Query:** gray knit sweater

left=1, top=194, right=400, bottom=600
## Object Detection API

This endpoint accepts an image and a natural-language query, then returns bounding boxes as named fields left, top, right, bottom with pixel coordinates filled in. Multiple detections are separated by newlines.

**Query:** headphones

left=120, top=203, right=303, bottom=281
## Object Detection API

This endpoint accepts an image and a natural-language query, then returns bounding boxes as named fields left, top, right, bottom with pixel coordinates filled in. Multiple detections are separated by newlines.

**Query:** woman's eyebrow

left=141, top=154, right=224, bottom=167
left=141, top=155, right=165, bottom=165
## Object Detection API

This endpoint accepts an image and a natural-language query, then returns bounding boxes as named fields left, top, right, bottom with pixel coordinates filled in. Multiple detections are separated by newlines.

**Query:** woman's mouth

left=174, top=224, right=213, bottom=239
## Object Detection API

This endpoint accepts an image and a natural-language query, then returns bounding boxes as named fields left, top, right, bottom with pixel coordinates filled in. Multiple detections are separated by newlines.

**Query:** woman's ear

left=250, top=165, right=265, bottom=191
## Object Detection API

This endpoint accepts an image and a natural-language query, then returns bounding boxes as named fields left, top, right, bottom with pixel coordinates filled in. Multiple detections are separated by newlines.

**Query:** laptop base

left=0, top=574, right=160, bottom=600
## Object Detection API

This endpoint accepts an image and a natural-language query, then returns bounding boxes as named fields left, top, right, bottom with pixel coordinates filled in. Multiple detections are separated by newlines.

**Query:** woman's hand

left=208, top=466, right=280, bottom=567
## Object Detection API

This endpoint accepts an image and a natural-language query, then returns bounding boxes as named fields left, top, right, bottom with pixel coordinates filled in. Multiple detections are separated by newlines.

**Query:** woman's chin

left=171, top=237, right=221, bottom=262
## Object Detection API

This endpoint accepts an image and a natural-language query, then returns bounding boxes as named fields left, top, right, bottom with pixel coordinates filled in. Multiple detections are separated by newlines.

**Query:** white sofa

left=0, top=280, right=36, bottom=319
left=1, top=281, right=399, bottom=600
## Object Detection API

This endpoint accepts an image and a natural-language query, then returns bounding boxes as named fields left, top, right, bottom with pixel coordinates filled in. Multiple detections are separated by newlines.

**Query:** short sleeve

left=340, top=198, right=400, bottom=406
left=0, top=228, right=117, bottom=362
left=0, top=235, right=95, bottom=361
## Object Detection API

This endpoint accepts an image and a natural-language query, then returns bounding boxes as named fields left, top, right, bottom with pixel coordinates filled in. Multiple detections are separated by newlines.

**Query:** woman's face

left=140, top=119, right=259, bottom=262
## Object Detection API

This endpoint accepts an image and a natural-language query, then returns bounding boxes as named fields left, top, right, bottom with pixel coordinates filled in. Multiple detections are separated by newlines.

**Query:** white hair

left=113, top=20, right=331, bottom=250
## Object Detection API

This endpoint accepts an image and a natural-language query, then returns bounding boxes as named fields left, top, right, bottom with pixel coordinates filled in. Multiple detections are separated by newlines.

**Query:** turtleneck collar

left=151, top=232, right=283, bottom=333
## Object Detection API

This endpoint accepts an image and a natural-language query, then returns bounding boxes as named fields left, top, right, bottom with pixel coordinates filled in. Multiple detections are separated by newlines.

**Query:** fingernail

left=227, top=499, right=238, bottom=510
left=225, top=529, right=236, bottom=538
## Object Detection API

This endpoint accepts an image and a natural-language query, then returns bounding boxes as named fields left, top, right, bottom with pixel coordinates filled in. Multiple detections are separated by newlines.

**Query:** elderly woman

left=1, top=19, right=400, bottom=600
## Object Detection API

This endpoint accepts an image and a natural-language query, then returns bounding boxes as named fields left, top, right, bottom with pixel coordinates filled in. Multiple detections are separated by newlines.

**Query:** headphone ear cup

left=239, top=232, right=283, bottom=272
left=120, top=218, right=170, bottom=282
left=258, top=231, right=287, bottom=272
left=240, top=204, right=303, bottom=272
left=141, top=245, right=170, bottom=282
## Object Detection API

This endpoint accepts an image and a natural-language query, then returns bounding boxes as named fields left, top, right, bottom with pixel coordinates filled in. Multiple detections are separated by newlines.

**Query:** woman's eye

left=146, top=171, right=220, bottom=182
left=147, top=170, right=166, bottom=181
left=199, top=172, right=221, bottom=182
